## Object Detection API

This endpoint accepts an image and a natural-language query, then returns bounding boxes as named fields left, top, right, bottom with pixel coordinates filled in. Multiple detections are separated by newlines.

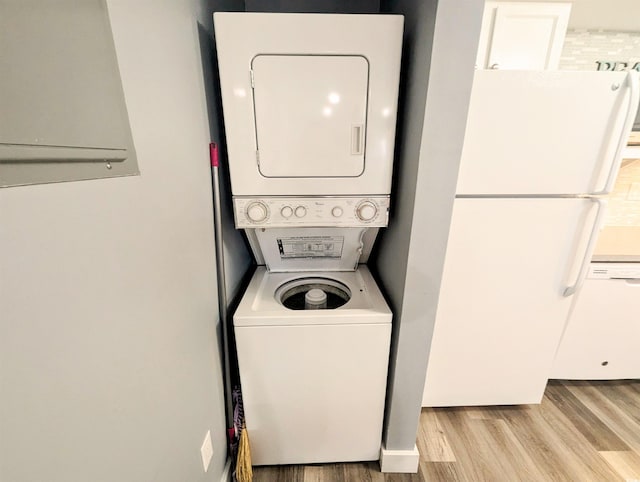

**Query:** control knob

left=246, top=201, right=268, bottom=223
left=295, top=206, right=307, bottom=218
left=356, top=201, right=378, bottom=221
left=281, top=206, right=293, bottom=218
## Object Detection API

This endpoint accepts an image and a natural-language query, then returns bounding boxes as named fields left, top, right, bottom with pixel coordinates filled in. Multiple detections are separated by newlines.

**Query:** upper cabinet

left=476, top=2, right=571, bottom=70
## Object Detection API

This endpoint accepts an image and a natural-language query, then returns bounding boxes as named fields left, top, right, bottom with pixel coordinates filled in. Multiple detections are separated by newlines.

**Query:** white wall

left=0, top=1, right=230, bottom=481
left=568, top=0, right=640, bottom=31
left=488, top=0, right=640, bottom=31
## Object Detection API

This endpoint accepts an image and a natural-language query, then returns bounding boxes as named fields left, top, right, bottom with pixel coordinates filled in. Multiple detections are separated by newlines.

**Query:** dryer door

left=252, top=55, right=369, bottom=178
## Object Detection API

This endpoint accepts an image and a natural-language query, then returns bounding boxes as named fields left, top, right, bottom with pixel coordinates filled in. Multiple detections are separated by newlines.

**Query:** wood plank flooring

left=253, top=379, right=640, bottom=481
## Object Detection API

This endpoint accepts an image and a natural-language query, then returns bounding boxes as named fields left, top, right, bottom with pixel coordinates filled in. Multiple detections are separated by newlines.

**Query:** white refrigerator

left=422, top=70, right=640, bottom=407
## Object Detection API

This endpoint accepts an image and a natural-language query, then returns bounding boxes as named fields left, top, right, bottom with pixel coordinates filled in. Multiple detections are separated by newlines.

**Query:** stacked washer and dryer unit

left=214, top=13, right=403, bottom=466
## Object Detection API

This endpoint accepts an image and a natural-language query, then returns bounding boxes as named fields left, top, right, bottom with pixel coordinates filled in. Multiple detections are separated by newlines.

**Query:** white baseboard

left=379, top=444, right=420, bottom=473
left=220, top=457, right=232, bottom=482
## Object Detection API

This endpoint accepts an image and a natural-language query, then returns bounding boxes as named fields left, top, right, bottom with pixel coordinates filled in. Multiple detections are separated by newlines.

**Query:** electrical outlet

left=200, top=430, right=213, bottom=472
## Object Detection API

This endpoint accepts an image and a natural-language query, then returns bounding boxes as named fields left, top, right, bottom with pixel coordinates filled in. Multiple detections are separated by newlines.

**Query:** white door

left=551, top=274, right=640, bottom=380
left=457, top=70, right=637, bottom=195
left=423, top=198, right=601, bottom=407
left=252, top=55, right=369, bottom=178
left=477, top=2, right=570, bottom=70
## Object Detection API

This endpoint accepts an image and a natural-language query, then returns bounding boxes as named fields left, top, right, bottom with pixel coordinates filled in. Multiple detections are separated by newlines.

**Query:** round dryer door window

left=276, top=277, right=351, bottom=310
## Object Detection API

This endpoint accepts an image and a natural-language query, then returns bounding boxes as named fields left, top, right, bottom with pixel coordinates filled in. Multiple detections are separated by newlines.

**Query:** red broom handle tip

left=210, top=143, right=219, bottom=167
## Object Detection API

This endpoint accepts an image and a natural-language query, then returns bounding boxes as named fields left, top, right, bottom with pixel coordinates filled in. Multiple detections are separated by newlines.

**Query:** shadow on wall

left=197, top=16, right=253, bottom=307
left=243, top=0, right=379, bottom=13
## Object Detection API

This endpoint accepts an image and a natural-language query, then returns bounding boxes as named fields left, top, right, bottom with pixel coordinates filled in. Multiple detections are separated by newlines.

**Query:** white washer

left=234, top=266, right=391, bottom=465
left=233, top=222, right=392, bottom=465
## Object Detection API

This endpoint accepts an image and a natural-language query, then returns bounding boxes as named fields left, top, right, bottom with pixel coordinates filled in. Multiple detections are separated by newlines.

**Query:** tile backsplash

left=560, top=29, right=640, bottom=131
left=560, top=29, right=640, bottom=71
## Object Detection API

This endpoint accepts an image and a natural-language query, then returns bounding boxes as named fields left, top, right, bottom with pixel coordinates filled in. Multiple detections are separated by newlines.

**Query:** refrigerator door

left=457, top=70, right=639, bottom=195
left=423, top=197, right=603, bottom=407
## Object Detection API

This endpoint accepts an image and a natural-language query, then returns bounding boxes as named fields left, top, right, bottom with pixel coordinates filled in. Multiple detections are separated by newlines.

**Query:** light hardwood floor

left=253, top=380, right=640, bottom=481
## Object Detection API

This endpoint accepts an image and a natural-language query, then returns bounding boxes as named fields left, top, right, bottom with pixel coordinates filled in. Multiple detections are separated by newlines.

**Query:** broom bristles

left=236, top=423, right=253, bottom=482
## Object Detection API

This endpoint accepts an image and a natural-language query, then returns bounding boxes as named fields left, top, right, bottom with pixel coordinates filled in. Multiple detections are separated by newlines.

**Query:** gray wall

left=200, top=0, right=253, bottom=305
left=244, top=0, right=379, bottom=13
left=0, top=0, right=139, bottom=187
left=0, top=1, right=233, bottom=480
left=375, top=0, right=484, bottom=450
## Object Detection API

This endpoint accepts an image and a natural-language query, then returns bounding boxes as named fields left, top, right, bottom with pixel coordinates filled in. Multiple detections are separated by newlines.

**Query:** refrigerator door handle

left=563, top=198, right=607, bottom=297
left=593, top=71, right=640, bottom=195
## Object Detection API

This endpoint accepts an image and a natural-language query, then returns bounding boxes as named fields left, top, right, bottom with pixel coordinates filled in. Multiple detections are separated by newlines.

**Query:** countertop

left=592, top=151, right=640, bottom=262
left=592, top=226, right=640, bottom=261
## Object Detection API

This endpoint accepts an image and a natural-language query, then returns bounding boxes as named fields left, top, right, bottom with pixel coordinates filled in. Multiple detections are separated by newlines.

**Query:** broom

left=236, top=422, right=253, bottom=482
left=210, top=143, right=253, bottom=480
left=231, top=386, right=252, bottom=481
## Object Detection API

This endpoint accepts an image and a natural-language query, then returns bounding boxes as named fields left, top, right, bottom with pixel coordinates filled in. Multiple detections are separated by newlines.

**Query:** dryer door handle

left=351, top=124, right=364, bottom=155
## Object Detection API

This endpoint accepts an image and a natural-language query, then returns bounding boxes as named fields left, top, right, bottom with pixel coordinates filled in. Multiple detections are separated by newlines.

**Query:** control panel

left=589, top=263, right=640, bottom=280
left=234, top=196, right=390, bottom=228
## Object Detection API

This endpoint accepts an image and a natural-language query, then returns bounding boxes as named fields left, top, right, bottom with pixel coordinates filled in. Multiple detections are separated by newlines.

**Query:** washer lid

left=254, top=227, right=367, bottom=272
left=233, top=266, right=393, bottom=326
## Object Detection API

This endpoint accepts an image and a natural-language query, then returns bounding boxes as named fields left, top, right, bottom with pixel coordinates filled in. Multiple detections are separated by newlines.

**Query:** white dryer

left=214, top=12, right=403, bottom=466
left=214, top=12, right=403, bottom=198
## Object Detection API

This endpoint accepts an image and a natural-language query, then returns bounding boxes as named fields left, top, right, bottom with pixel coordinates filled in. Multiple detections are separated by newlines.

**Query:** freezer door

left=423, top=198, right=602, bottom=407
left=457, top=70, right=639, bottom=195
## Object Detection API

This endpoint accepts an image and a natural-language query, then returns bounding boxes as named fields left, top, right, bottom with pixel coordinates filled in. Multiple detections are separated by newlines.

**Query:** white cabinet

left=551, top=265, right=640, bottom=380
left=476, top=2, right=571, bottom=70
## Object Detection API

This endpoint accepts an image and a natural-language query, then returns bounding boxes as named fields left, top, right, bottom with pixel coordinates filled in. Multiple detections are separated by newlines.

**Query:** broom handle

left=210, top=142, right=234, bottom=430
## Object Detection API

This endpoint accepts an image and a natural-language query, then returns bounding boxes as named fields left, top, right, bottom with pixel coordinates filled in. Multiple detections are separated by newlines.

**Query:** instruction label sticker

left=277, top=236, right=344, bottom=259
